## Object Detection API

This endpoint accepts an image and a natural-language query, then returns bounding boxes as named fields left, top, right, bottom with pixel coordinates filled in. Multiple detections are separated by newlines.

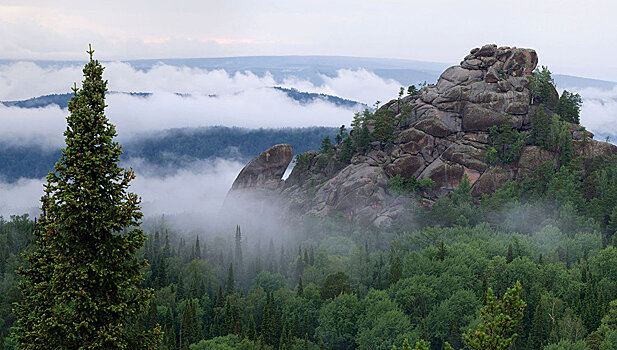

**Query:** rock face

left=230, top=144, right=293, bottom=191
left=226, top=45, right=617, bottom=226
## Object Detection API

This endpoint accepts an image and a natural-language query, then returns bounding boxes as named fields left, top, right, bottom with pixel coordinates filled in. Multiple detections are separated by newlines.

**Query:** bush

left=388, top=175, right=434, bottom=195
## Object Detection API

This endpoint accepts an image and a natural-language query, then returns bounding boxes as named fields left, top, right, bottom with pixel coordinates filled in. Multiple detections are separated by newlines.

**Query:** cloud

left=0, top=61, right=404, bottom=148
left=0, top=61, right=402, bottom=103
left=0, top=177, right=44, bottom=218
left=0, top=158, right=245, bottom=225
left=559, top=86, right=617, bottom=138
left=281, top=69, right=403, bottom=106
left=0, top=104, right=66, bottom=148
left=0, top=62, right=83, bottom=100
left=0, top=61, right=406, bottom=221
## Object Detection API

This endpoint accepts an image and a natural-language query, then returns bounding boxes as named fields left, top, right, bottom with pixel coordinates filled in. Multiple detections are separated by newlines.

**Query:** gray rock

left=476, top=44, right=497, bottom=57
left=230, top=144, right=293, bottom=191
left=418, top=158, right=464, bottom=194
left=470, top=166, right=513, bottom=197
left=461, top=58, right=482, bottom=70
left=386, top=154, right=425, bottom=178
left=414, top=118, right=455, bottom=137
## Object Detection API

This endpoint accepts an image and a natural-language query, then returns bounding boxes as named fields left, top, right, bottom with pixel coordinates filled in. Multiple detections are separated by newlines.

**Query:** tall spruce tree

left=13, top=46, right=159, bottom=349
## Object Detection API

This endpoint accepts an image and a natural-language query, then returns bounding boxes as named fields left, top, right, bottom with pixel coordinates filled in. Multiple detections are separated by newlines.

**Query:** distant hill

left=553, top=74, right=617, bottom=90
left=0, top=126, right=338, bottom=181
left=1, top=88, right=368, bottom=110
left=1, top=92, right=151, bottom=109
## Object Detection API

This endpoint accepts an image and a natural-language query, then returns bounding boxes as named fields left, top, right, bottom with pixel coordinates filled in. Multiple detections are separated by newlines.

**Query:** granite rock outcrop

left=226, top=45, right=617, bottom=226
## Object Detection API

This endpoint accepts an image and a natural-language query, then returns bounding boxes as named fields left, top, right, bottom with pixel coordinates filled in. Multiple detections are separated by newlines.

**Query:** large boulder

left=418, top=158, right=465, bottom=195
left=470, top=166, right=513, bottom=197
left=230, top=144, right=293, bottom=191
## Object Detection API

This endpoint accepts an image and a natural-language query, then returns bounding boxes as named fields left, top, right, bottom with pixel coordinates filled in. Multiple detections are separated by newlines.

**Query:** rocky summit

left=226, top=44, right=617, bottom=226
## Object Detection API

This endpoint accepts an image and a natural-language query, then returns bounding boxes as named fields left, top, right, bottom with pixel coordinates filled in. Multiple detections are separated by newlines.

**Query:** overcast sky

left=1, top=0, right=617, bottom=81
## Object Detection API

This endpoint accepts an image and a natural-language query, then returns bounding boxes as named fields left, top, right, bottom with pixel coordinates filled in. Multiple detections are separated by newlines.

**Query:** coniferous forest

left=4, top=53, right=617, bottom=350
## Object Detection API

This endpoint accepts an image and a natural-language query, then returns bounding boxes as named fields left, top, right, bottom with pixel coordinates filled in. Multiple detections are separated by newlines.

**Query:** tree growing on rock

left=555, top=90, right=583, bottom=124
left=13, top=46, right=160, bottom=349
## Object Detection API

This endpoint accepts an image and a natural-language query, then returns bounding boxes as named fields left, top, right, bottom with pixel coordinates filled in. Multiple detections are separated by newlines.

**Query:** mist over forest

left=3, top=51, right=617, bottom=350
left=1, top=57, right=616, bottom=220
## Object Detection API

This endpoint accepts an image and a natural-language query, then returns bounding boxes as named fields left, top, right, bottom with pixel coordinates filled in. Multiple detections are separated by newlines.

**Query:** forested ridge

left=0, top=126, right=338, bottom=181
left=4, top=154, right=617, bottom=349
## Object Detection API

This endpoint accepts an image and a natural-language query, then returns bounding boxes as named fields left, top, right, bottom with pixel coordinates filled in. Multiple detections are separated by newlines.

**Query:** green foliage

left=295, top=153, right=313, bottom=170
left=373, top=109, right=397, bottom=144
left=189, top=334, right=255, bottom=350
left=334, top=125, right=348, bottom=145
left=13, top=47, right=160, bottom=349
left=356, top=290, right=415, bottom=350
left=320, top=272, right=350, bottom=300
left=531, top=105, right=574, bottom=165
left=487, top=118, right=525, bottom=164
left=462, top=282, right=526, bottom=350
left=543, top=340, right=589, bottom=350
left=529, top=66, right=556, bottom=105
left=388, top=175, right=434, bottom=196
left=555, top=90, right=583, bottom=124
left=485, top=147, right=498, bottom=165
left=320, top=136, right=334, bottom=154
left=407, top=85, right=419, bottom=96
left=315, top=294, right=360, bottom=349
left=338, top=137, right=355, bottom=163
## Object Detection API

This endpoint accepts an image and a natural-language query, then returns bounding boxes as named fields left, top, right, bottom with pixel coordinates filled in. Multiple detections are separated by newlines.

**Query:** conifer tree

left=13, top=46, right=159, bottom=349
left=248, top=316, right=258, bottom=341
left=153, top=231, right=160, bottom=256
left=226, top=263, right=235, bottom=295
left=296, top=277, right=304, bottom=298
left=463, top=282, right=526, bottom=350
left=292, top=311, right=301, bottom=338
left=215, top=285, right=225, bottom=308
left=164, top=308, right=177, bottom=349
left=180, top=299, right=197, bottom=349
left=235, top=225, right=243, bottom=267
left=155, top=255, right=168, bottom=288
left=194, top=235, right=201, bottom=260
left=163, top=230, right=171, bottom=258
left=388, top=255, right=403, bottom=286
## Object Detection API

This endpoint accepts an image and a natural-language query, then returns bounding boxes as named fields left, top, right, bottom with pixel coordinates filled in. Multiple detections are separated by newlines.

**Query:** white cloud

left=0, top=158, right=244, bottom=223
left=281, top=69, right=402, bottom=106
left=0, top=104, right=66, bottom=148
left=0, top=62, right=404, bottom=148
left=0, top=62, right=82, bottom=100
left=0, top=177, right=43, bottom=218
left=560, top=86, right=617, bottom=138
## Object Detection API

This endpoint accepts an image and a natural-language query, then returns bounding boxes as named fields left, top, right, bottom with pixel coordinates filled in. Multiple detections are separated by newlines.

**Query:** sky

left=1, top=0, right=617, bottom=81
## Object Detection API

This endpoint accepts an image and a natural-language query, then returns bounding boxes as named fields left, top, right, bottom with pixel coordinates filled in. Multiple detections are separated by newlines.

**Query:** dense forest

left=4, top=152, right=617, bottom=349
left=0, top=126, right=338, bottom=181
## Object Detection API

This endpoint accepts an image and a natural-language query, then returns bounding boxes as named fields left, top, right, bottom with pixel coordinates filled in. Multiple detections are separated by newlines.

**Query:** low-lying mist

left=0, top=158, right=244, bottom=230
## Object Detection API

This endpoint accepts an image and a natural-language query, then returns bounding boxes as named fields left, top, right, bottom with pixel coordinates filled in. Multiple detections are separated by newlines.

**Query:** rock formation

left=226, top=44, right=617, bottom=226
left=230, top=144, right=293, bottom=192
